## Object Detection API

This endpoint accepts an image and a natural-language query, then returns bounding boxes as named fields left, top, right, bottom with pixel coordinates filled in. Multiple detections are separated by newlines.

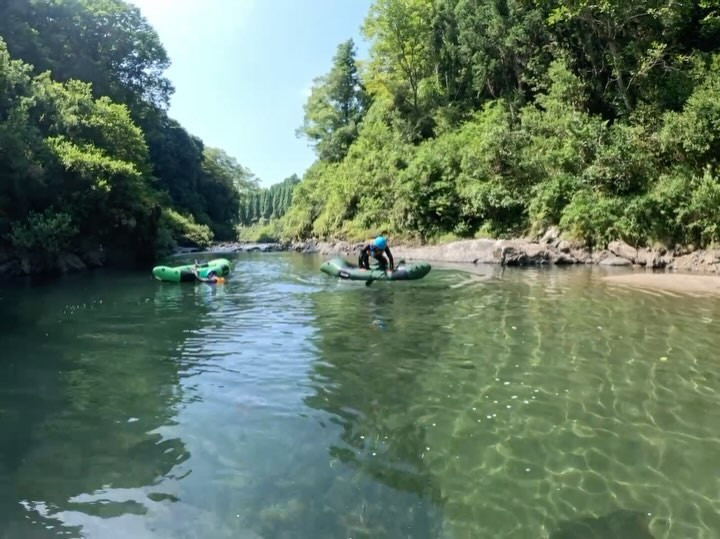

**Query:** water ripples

left=3, top=257, right=720, bottom=538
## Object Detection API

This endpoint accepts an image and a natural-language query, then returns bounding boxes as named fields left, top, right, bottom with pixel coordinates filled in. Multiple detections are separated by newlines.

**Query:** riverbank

left=209, top=228, right=720, bottom=275
left=205, top=235, right=720, bottom=295
left=4, top=229, right=720, bottom=284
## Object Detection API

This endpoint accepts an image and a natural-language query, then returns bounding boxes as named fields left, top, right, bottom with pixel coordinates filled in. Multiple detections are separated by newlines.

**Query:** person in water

left=193, top=265, right=223, bottom=284
left=358, top=235, right=394, bottom=273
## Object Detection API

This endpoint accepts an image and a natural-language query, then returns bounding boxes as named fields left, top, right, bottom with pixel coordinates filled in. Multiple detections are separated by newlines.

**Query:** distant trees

left=238, top=175, right=300, bottom=226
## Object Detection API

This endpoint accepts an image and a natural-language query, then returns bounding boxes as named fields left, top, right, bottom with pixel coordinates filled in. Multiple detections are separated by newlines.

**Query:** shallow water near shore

left=1, top=253, right=719, bottom=538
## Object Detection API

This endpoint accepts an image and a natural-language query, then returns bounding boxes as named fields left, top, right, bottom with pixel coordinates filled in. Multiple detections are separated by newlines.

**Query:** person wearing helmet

left=358, top=235, right=394, bottom=272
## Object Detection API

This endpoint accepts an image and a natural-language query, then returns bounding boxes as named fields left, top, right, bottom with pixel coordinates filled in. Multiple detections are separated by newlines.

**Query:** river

left=1, top=252, right=719, bottom=538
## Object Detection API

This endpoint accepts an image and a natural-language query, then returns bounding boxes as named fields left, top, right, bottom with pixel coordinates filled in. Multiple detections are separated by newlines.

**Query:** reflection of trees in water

left=0, top=276, right=206, bottom=537
left=295, top=287, right=453, bottom=538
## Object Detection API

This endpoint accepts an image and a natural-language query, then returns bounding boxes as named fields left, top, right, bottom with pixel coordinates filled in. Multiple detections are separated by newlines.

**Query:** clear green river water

left=1, top=252, right=719, bottom=539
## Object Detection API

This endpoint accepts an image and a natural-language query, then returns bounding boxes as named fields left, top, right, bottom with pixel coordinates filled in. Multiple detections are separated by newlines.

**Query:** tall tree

left=200, top=148, right=256, bottom=239
left=298, top=39, right=368, bottom=162
left=0, top=0, right=173, bottom=110
left=363, top=0, right=434, bottom=113
left=453, top=0, right=550, bottom=107
left=252, top=193, right=261, bottom=223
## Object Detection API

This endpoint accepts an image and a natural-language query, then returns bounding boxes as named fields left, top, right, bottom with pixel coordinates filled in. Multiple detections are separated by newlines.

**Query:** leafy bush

left=236, top=220, right=285, bottom=243
left=156, top=208, right=213, bottom=251
left=559, top=191, right=624, bottom=247
left=9, top=209, right=78, bottom=257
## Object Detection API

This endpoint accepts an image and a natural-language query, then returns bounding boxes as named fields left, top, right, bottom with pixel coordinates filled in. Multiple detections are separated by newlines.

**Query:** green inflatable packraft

left=152, top=258, right=232, bottom=283
left=320, top=256, right=431, bottom=282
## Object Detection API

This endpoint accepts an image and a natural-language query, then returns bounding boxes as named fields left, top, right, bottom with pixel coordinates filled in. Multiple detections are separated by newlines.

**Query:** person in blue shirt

left=358, top=235, right=394, bottom=272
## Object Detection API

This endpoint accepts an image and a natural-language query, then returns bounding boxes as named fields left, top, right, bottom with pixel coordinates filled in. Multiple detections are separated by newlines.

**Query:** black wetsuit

left=358, top=244, right=394, bottom=270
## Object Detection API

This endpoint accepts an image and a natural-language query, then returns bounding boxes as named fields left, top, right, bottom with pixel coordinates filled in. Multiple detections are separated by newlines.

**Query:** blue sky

left=128, top=0, right=372, bottom=187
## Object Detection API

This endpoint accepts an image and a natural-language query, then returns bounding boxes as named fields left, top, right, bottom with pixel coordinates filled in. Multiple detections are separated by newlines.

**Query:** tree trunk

left=608, top=40, right=632, bottom=112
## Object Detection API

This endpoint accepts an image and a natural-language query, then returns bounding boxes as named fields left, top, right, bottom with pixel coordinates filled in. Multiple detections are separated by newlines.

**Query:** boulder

left=57, top=253, right=86, bottom=273
left=637, top=249, right=668, bottom=269
left=599, top=254, right=633, bottom=267
left=608, top=241, right=638, bottom=264
left=668, top=250, right=720, bottom=274
left=495, top=241, right=552, bottom=266
left=20, top=256, right=51, bottom=275
left=552, top=252, right=577, bottom=265
left=82, top=248, right=105, bottom=268
left=570, top=248, right=593, bottom=264
left=591, top=250, right=612, bottom=264
left=392, top=239, right=498, bottom=264
left=0, top=260, right=22, bottom=278
left=540, top=226, right=561, bottom=245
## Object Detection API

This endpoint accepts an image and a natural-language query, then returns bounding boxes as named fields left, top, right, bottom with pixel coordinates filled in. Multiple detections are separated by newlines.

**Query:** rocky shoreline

left=209, top=227, right=720, bottom=275
left=3, top=227, right=719, bottom=279
left=0, top=248, right=105, bottom=279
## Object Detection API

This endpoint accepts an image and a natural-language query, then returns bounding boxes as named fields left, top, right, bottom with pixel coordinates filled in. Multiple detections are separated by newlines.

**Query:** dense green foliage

left=288, top=0, right=720, bottom=248
left=0, top=0, right=250, bottom=270
left=236, top=175, right=300, bottom=243
left=236, top=220, right=287, bottom=244
left=238, top=175, right=300, bottom=226
left=0, top=40, right=159, bottom=265
left=154, top=208, right=213, bottom=253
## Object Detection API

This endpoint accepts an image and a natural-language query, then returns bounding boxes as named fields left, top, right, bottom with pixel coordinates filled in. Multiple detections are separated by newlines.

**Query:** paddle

left=365, top=260, right=404, bottom=287
left=365, top=269, right=384, bottom=287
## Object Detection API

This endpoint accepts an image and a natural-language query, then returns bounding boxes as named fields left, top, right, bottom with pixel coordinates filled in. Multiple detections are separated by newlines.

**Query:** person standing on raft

left=358, top=236, right=394, bottom=273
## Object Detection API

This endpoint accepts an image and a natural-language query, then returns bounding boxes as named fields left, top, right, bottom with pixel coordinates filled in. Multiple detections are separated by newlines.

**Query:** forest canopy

left=287, top=0, right=720, bottom=248
left=0, top=0, right=258, bottom=271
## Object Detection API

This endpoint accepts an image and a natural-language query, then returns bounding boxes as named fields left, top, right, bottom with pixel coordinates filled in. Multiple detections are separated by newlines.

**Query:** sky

left=128, top=0, right=373, bottom=187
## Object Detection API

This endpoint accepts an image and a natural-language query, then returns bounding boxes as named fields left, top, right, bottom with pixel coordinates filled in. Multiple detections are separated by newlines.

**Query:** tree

left=453, top=0, right=550, bottom=107
left=363, top=0, right=434, bottom=114
left=542, top=0, right=706, bottom=115
left=0, top=38, right=161, bottom=266
left=142, top=113, right=205, bottom=217
left=253, top=193, right=261, bottom=223
left=199, top=148, right=255, bottom=240
left=298, top=39, right=368, bottom=162
left=0, top=0, right=174, bottom=110
left=260, top=190, right=271, bottom=220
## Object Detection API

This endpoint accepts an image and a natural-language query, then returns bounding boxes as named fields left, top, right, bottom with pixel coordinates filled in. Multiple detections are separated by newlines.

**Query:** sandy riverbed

left=603, top=273, right=720, bottom=295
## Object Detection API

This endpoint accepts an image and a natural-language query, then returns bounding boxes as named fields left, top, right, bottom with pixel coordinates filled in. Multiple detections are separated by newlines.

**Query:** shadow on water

left=0, top=271, right=207, bottom=538
left=550, top=510, right=655, bottom=539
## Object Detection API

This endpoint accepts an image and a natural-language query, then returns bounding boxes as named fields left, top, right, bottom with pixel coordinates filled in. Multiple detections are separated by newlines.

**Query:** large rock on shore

left=393, top=239, right=498, bottom=264
left=599, top=254, right=633, bottom=267
left=609, top=241, right=639, bottom=263
left=495, top=241, right=554, bottom=265
left=0, top=259, right=23, bottom=278
left=668, top=250, right=720, bottom=274
left=57, top=253, right=86, bottom=273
